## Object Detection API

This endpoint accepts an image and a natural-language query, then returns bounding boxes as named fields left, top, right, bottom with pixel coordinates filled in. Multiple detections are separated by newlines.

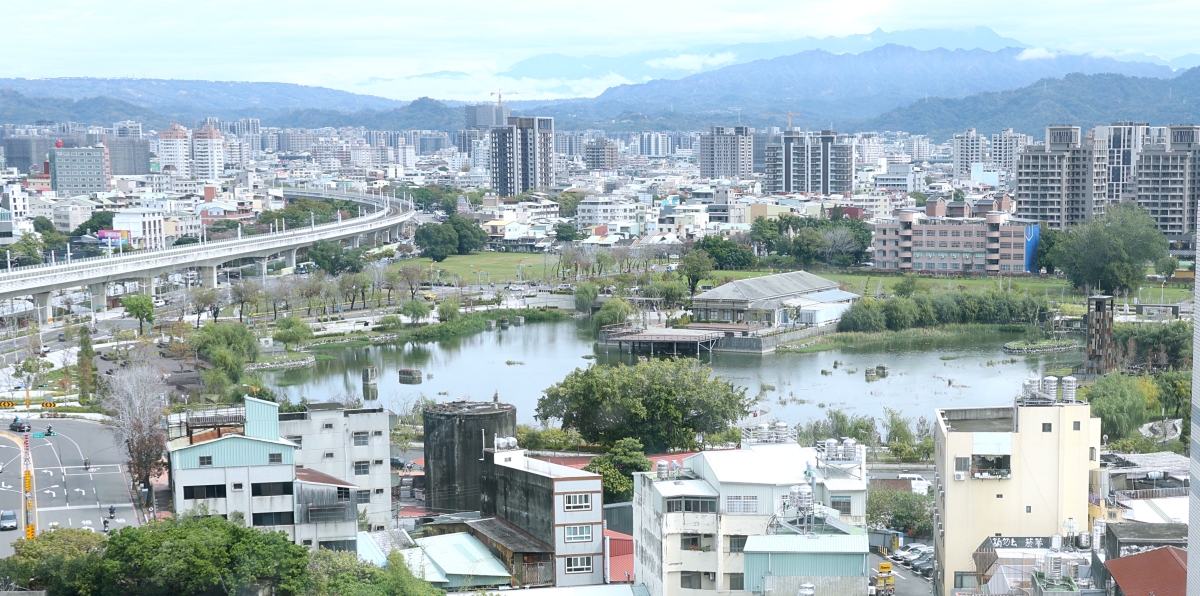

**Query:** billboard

left=97, top=230, right=130, bottom=246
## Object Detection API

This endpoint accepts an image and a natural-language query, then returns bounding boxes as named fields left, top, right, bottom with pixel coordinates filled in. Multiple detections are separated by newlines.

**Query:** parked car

left=917, top=560, right=937, bottom=578
left=906, top=551, right=935, bottom=569
left=889, top=543, right=923, bottom=561
left=897, top=545, right=932, bottom=566
left=0, top=510, right=16, bottom=531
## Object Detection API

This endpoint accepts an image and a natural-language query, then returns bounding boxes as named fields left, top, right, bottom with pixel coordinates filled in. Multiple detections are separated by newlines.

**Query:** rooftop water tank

left=656, top=460, right=668, bottom=480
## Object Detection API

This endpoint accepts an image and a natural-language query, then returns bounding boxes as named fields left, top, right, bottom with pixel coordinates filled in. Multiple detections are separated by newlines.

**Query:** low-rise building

left=633, top=434, right=868, bottom=596
left=691, top=270, right=840, bottom=326
left=872, top=209, right=1040, bottom=274
left=113, top=208, right=166, bottom=249
left=932, top=379, right=1101, bottom=596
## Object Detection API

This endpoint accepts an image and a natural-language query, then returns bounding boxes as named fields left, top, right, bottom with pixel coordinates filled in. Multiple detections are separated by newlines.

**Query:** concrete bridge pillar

left=89, top=283, right=107, bottom=312
left=32, top=292, right=51, bottom=325
left=198, top=266, right=218, bottom=288
left=349, top=236, right=360, bottom=249
left=142, top=277, right=155, bottom=296
left=285, top=248, right=298, bottom=268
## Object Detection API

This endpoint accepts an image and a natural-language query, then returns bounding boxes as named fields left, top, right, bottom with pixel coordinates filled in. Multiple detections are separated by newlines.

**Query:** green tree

left=555, top=222, right=580, bottom=242
left=1156, top=255, right=1180, bottom=278
left=121, top=294, right=155, bottom=335
left=413, top=223, right=458, bottom=262
left=446, top=215, right=487, bottom=255
left=680, top=249, right=715, bottom=295
left=1051, top=202, right=1168, bottom=293
left=908, top=191, right=929, bottom=206
left=8, top=233, right=44, bottom=266
left=891, top=274, right=928, bottom=298
left=837, top=298, right=887, bottom=332
left=593, top=297, right=633, bottom=329
left=230, top=280, right=264, bottom=323
left=866, top=489, right=934, bottom=536
left=272, top=317, right=313, bottom=350
left=437, top=298, right=461, bottom=322
left=553, top=191, right=586, bottom=217
left=574, top=282, right=599, bottom=312
left=1087, top=373, right=1148, bottom=441
left=790, top=227, right=828, bottom=267
left=76, top=326, right=97, bottom=401
left=583, top=438, right=653, bottom=502
left=32, top=216, right=68, bottom=250
left=696, top=236, right=755, bottom=270
left=1032, top=223, right=1064, bottom=274
left=401, top=299, right=431, bottom=325
left=882, top=296, right=919, bottom=331
left=189, top=322, right=260, bottom=384
left=537, top=358, right=751, bottom=452
left=70, top=210, right=115, bottom=236
left=750, top=217, right=782, bottom=253
left=308, top=240, right=364, bottom=276
left=0, top=527, right=105, bottom=594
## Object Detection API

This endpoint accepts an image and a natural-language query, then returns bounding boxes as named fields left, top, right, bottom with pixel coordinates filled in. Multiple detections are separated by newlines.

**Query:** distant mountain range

left=857, top=68, right=1200, bottom=139
left=0, top=78, right=406, bottom=117
left=522, top=45, right=1178, bottom=129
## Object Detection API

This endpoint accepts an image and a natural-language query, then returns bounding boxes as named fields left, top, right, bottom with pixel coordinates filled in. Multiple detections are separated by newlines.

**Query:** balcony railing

left=971, top=468, right=1011, bottom=480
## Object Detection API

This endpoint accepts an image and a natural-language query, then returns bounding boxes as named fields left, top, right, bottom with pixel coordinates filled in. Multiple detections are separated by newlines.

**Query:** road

left=0, top=418, right=136, bottom=556
left=872, top=552, right=933, bottom=596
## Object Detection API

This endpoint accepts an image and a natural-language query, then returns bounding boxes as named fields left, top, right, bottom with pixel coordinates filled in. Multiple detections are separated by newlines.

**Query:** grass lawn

left=410, top=253, right=559, bottom=284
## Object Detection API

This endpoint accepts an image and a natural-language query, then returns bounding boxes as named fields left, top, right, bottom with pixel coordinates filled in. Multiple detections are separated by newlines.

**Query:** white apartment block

left=157, top=124, right=192, bottom=178
left=52, top=203, right=92, bottom=233
left=113, top=208, right=166, bottom=250
left=634, top=435, right=867, bottom=596
left=905, top=136, right=931, bottom=161
left=932, top=381, right=1100, bottom=596
left=990, top=128, right=1032, bottom=178
left=1094, top=122, right=1168, bottom=201
left=952, top=128, right=990, bottom=181
left=698, top=127, right=753, bottom=180
left=1134, top=125, right=1200, bottom=252
left=278, top=403, right=394, bottom=531
left=1015, top=126, right=1109, bottom=229
left=574, top=195, right=645, bottom=230
left=191, top=124, right=225, bottom=180
left=764, top=130, right=856, bottom=195
left=1, top=184, right=29, bottom=220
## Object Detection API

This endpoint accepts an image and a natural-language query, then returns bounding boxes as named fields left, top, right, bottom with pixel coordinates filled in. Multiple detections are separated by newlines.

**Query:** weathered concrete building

left=423, top=400, right=517, bottom=513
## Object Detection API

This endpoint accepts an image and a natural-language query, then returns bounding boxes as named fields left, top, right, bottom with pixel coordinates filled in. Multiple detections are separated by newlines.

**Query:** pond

left=264, top=321, right=1084, bottom=425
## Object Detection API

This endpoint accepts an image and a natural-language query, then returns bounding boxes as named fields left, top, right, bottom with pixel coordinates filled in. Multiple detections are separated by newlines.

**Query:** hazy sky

left=2, top=0, right=1196, bottom=101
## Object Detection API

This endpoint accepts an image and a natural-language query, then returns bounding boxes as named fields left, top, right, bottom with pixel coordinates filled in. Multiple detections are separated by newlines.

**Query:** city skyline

left=1, top=1, right=1198, bottom=101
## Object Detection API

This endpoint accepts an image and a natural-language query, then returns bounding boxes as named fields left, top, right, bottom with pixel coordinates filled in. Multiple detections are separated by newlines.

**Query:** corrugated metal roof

left=744, top=533, right=869, bottom=554
left=400, top=548, right=449, bottom=584
left=411, top=533, right=511, bottom=578
left=1105, top=546, right=1186, bottom=596
left=653, top=479, right=720, bottom=498
left=358, top=531, right=389, bottom=567
left=693, top=271, right=838, bottom=302
left=803, top=289, right=860, bottom=303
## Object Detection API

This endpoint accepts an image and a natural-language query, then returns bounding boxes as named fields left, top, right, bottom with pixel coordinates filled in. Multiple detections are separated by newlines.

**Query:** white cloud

left=645, top=52, right=738, bottom=71
left=1016, top=47, right=1058, bottom=60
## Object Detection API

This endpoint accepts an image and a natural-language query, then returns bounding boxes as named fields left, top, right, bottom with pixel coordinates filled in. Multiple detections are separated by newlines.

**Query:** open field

left=409, top=253, right=560, bottom=284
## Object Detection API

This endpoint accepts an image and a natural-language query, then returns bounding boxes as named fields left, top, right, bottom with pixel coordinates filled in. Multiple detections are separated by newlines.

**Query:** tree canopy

left=121, top=294, right=155, bottom=335
left=308, top=240, right=364, bottom=276
left=537, top=358, right=751, bottom=452
left=1050, top=203, right=1168, bottom=293
left=695, top=236, right=755, bottom=270
left=413, top=223, right=458, bottom=262
left=680, top=249, right=714, bottom=295
left=583, top=438, right=653, bottom=502
left=1086, top=373, right=1148, bottom=441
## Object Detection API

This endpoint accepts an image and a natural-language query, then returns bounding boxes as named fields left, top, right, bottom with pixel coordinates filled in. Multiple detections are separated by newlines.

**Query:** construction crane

left=760, top=111, right=803, bottom=128
left=491, top=89, right=517, bottom=106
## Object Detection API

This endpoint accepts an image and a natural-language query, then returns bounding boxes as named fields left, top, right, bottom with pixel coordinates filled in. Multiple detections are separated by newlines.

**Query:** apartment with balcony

left=932, top=382, right=1101, bottom=596
left=872, top=208, right=1040, bottom=274
left=167, top=397, right=359, bottom=551
left=1015, top=126, right=1109, bottom=229
left=633, top=433, right=867, bottom=596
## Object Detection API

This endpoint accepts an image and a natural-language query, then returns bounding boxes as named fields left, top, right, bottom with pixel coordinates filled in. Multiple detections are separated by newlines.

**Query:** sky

left=2, top=0, right=1198, bottom=101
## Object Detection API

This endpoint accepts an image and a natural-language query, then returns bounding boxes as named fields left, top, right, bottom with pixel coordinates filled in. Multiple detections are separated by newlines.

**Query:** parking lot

left=873, top=551, right=933, bottom=596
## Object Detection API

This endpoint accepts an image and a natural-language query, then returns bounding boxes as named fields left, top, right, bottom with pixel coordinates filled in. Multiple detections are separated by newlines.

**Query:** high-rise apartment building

left=583, top=138, right=619, bottom=170
left=108, top=137, right=152, bottom=175
left=639, top=132, right=670, bottom=157
left=1135, top=125, right=1200, bottom=251
left=490, top=116, right=555, bottom=197
left=932, top=390, right=1100, bottom=596
left=112, top=120, right=143, bottom=138
left=157, top=124, right=192, bottom=178
left=952, top=128, right=990, bottom=180
left=1015, top=126, right=1109, bottom=229
left=698, top=126, right=753, bottom=179
left=191, top=124, right=225, bottom=180
left=1094, top=122, right=1168, bottom=201
left=763, top=130, right=856, bottom=195
left=465, top=102, right=510, bottom=129
left=904, top=135, right=931, bottom=161
left=49, top=145, right=112, bottom=196
left=990, top=128, right=1032, bottom=176
left=751, top=128, right=781, bottom=173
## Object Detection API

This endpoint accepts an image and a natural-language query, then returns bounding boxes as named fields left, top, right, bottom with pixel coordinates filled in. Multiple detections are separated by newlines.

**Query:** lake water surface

left=265, top=322, right=1084, bottom=425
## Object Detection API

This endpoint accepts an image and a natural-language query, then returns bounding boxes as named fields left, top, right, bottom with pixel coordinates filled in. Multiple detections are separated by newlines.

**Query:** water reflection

left=264, top=322, right=1083, bottom=424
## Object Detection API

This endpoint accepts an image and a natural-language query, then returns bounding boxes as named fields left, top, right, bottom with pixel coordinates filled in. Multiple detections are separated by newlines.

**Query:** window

left=1073, top=421, right=1081, bottom=431
left=830, top=496, right=852, bottom=515
left=286, top=435, right=302, bottom=448
left=955, top=457, right=970, bottom=472
left=323, top=423, right=334, bottom=429
left=565, top=525, right=592, bottom=543
left=666, top=498, right=716, bottom=513
left=353, top=432, right=369, bottom=446
left=564, top=493, right=592, bottom=511
left=251, top=482, right=294, bottom=497
left=729, top=535, right=747, bottom=553
left=198, top=455, right=213, bottom=467
left=373, top=459, right=383, bottom=465
left=1090, top=447, right=1097, bottom=461
left=728, top=573, right=745, bottom=591
left=372, top=430, right=383, bottom=436
left=1026, top=506, right=1032, bottom=513
left=324, top=452, right=335, bottom=458
left=1042, top=423, right=1052, bottom=432
left=337, top=487, right=351, bottom=502
left=302, top=539, right=313, bottom=546
left=232, top=483, right=243, bottom=491
left=310, top=507, right=346, bottom=523
left=183, top=484, right=227, bottom=499
left=252, top=511, right=295, bottom=526
left=268, top=452, right=283, bottom=464
left=680, top=534, right=702, bottom=550
left=726, top=495, right=758, bottom=514
left=954, top=572, right=979, bottom=589
left=354, top=461, right=370, bottom=475
left=375, top=488, right=385, bottom=494
left=565, top=556, right=592, bottom=574
left=356, top=490, right=372, bottom=504
left=680, top=571, right=702, bottom=589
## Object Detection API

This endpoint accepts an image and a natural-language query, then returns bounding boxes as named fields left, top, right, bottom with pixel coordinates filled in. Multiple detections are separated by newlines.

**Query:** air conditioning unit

left=954, top=471, right=966, bottom=481
left=705, top=572, right=716, bottom=581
